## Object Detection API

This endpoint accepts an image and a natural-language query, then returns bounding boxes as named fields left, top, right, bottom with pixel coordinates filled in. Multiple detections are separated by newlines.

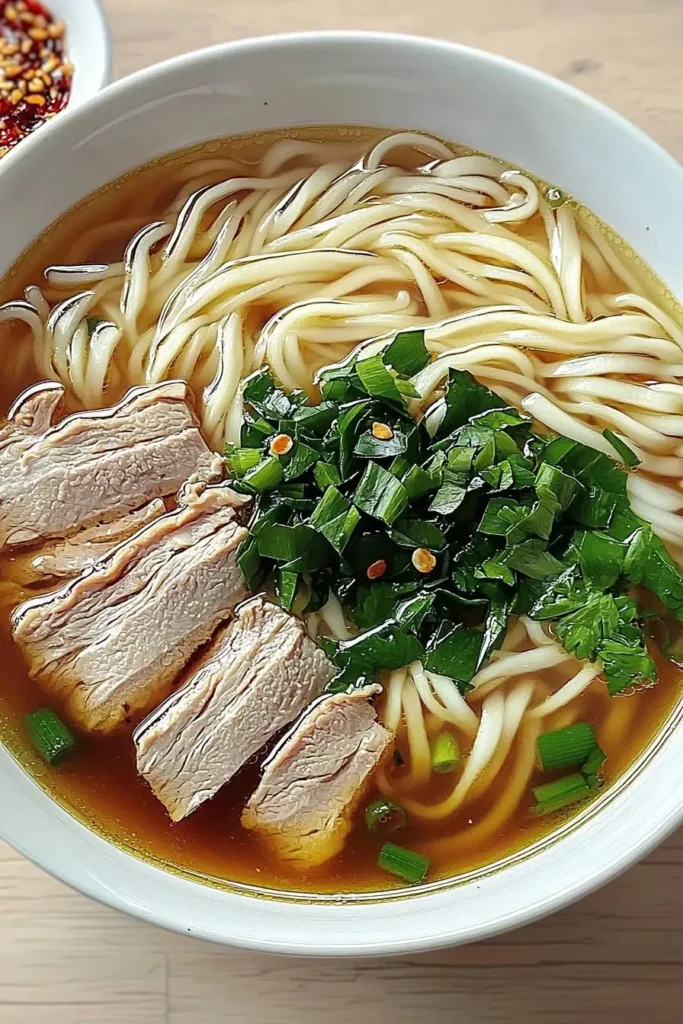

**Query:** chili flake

left=412, top=547, right=437, bottom=574
left=371, top=421, right=394, bottom=441
left=0, top=0, right=71, bottom=158
left=269, top=433, right=294, bottom=456
left=366, top=559, right=387, bottom=580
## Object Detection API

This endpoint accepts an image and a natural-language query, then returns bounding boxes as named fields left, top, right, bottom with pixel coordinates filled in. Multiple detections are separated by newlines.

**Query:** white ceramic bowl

left=1, top=32, right=682, bottom=956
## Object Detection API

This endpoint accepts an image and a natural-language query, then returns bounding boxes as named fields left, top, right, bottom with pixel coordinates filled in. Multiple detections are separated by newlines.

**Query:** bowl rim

left=3, top=28, right=682, bottom=184
left=0, top=29, right=682, bottom=956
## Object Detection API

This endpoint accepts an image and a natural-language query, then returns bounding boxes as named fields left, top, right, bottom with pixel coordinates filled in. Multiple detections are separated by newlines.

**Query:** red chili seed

left=366, top=559, right=387, bottom=580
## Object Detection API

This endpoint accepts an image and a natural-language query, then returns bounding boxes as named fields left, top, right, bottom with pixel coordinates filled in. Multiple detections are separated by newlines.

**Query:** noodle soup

left=0, top=126, right=682, bottom=894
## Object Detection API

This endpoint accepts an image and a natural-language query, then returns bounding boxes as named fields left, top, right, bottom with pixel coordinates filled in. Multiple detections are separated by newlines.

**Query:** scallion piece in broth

left=532, top=773, right=592, bottom=815
left=25, top=708, right=76, bottom=766
left=581, top=745, right=607, bottom=787
left=365, top=798, right=407, bottom=835
left=377, top=842, right=430, bottom=884
left=536, top=722, right=598, bottom=772
left=430, top=730, right=460, bottom=773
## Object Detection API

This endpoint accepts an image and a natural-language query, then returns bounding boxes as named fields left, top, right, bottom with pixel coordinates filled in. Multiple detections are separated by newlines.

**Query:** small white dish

left=51, top=0, right=111, bottom=106
left=0, top=31, right=682, bottom=957
left=3, top=0, right=111, bottom=125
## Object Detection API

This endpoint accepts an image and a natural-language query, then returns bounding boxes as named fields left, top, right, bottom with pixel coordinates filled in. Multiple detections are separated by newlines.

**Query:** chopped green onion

left=390, top=517, right=446, bottom=551
left=236, top=535, right=264, bottom=590
left=309, top=486, right=360, bottom=553
left=365, top=798, right=408, bottom=835
left=242, top=456, right=284, bottom=493
left=313, top=461, right=341, bottom=491
left=424, top=623, right=482, bottom=688
left=224, top=446, right=262, bottom=478
left=532, top=773, right=592, bottom=815
left=430, top=731, right=460, bottom=773
left=86, top=315, right=105, bottom=335
left=275, top=569, right=299, bottom=611
left=394, top=377, right=421, bottom=399
left=602, top=428, right=640, bottom=468
left=546, top=186, right=567, bottom=209
left=377, top=842, right=430, bottom=884
left=383, top=328, right=430, bottom=376
left=403, top=463, right=439, bottom=500
left=536, top=722, right=598, bottom=772
left=283, top=441, right=320, bottom=480
left=240, top=414, right=276, bottom=448
left=355, top=353, right=403, bottom=403
left=581, top=745, right=606, bottom=787
left=257, top=523, right=330, bottom=570
left=354, top=462, right=409, bottom=525
left=25, top=708, right=76, bottom=765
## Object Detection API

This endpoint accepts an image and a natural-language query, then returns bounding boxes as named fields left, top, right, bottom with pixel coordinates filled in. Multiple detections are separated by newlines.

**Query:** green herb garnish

left=225, top=341, right=683, bottom=700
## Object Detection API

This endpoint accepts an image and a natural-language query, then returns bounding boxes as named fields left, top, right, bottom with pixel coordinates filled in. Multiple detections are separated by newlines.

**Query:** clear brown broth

left=0, top=126, right=681, bottom=895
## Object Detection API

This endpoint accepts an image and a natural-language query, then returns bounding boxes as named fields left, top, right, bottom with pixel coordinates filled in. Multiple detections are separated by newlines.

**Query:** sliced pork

left=0, top=380, right=220, bottom=548
left=242, top=686, right=392, bottom=867
left=12, top=482, right=250, bottom=733
left=7, top=499, right=166, bottom=585
left=134, top=597, right=333, bottom=822
left=1, top=381, right=64, bottom=447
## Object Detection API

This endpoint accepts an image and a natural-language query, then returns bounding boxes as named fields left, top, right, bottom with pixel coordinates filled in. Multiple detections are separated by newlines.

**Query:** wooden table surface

left=2, top=1, right=683, bottom=1021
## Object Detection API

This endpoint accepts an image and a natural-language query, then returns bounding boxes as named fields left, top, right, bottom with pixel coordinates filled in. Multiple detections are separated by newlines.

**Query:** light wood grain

left=2, top=1, right=683, bottom=1021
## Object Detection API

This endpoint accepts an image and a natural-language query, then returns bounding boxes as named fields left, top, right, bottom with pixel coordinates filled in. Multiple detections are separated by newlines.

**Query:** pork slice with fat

left=7, top=499, right=166, bottom=585
left=0, top=379, right=220, bottom=548
left=134, top=597, right=333, bottom=821
left=12, top=483, right=250, bottom=733
left=242, top=686, right=392, bottom=867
